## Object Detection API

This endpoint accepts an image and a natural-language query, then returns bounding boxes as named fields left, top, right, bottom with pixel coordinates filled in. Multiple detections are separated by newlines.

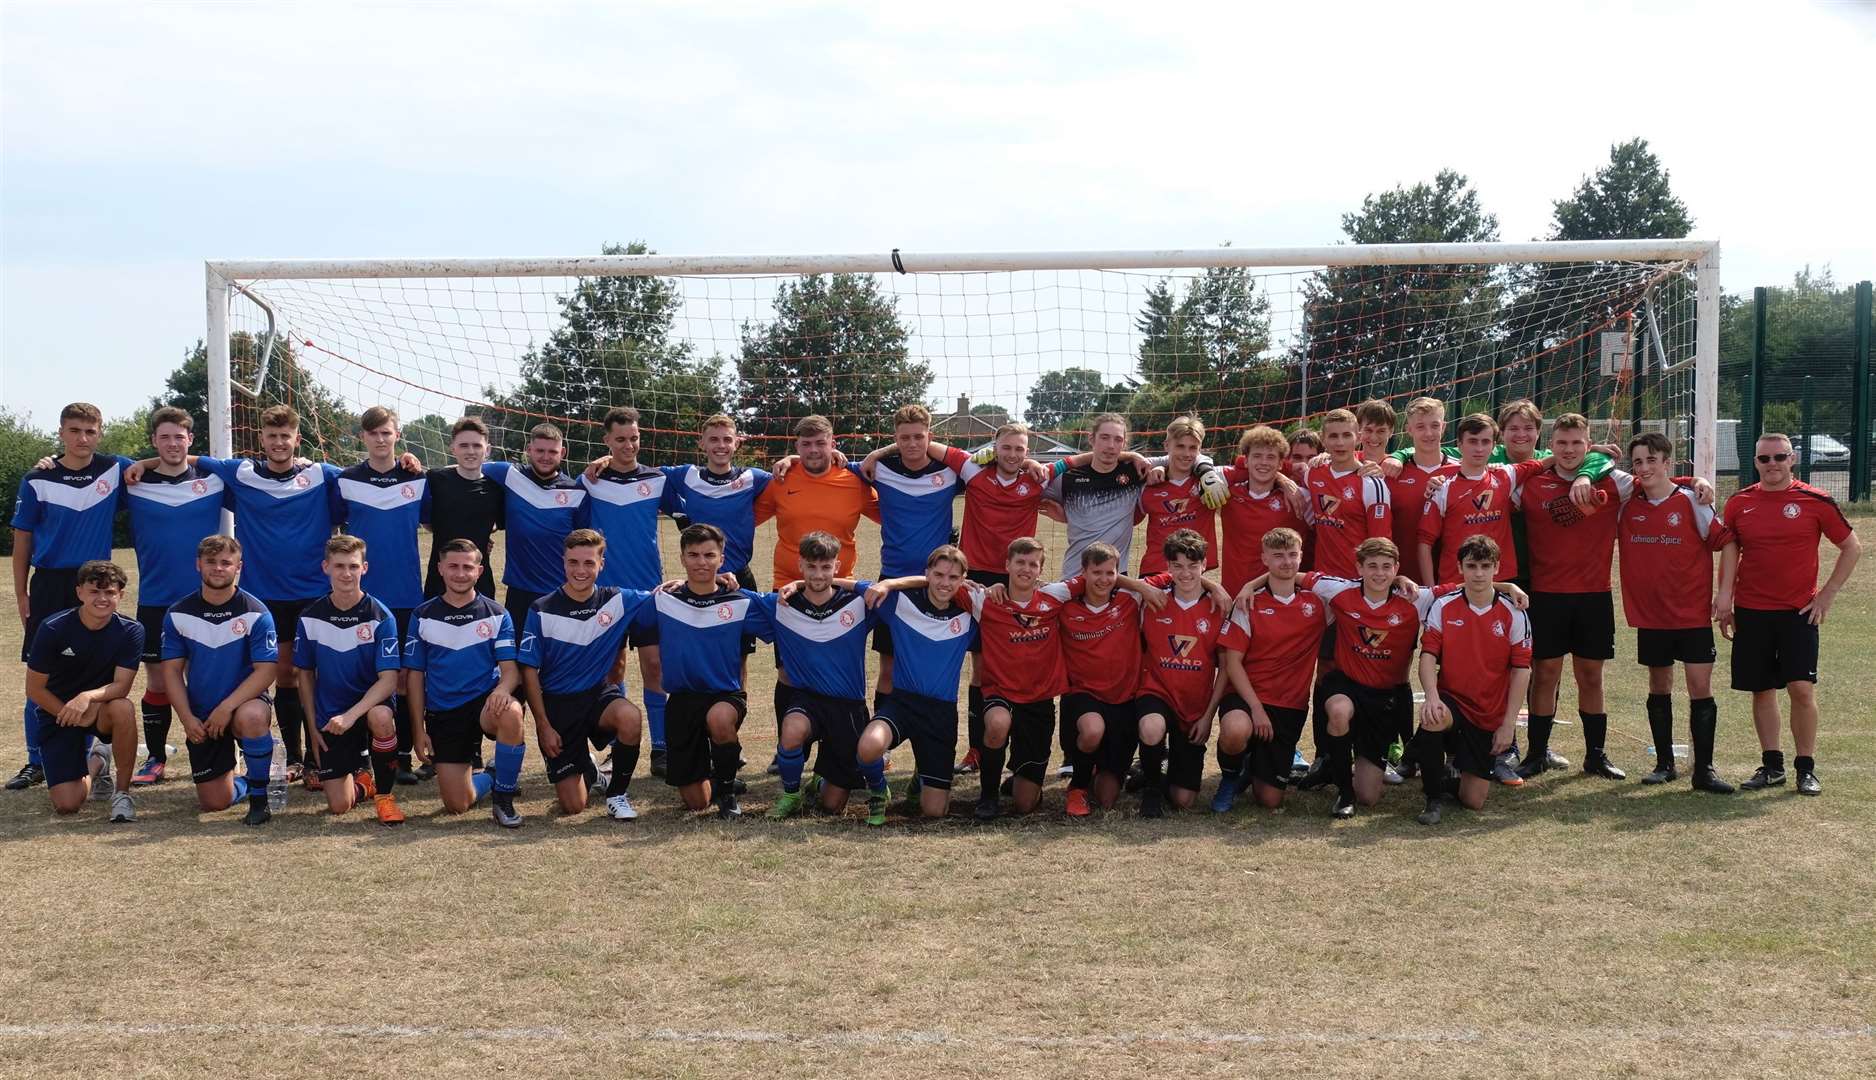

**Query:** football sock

left=1309, top=705, right=1328, bottom=763
left=966, top=685, right=985, bottom=751
left=274, top=695, right=306, bottom=765
left=1526, top=713, right=1555, bottom=760
left=1645, top=694, right=1674, bottom=770
left=1327, top=734, right=1353, bottom=798
left=371, top=733, right=399, bottom=796
left=644, top=690, right=667, bottom=751
left=393, top=698, right=413, bottom=766
left=1580, top=711, right=1608, bottom=755
left=1763, top=749, right=1784, bottom=773
left=1138, top=738, right=1166, bottom=788
left=1412, top=729, right=1446, bottom=798
left=859, top=755, right=888, bottom=793
left=239, top=734, right=273, bottom=801
left=772, top=683, right=790, bottom=742
left=492, top=741, right=525, bottom=794
left=1794, top=755, right=1815, bottom=776
left=1069, top=746, right=1093, bottom=791
left=709, top=739, right=742, bottom=791
left=232, top=776, right=250, bottom=802
left=1690, top=697, right=1718, bottom=773
left=1217, top=746, right=1247, bottom=779
left=141, top=690, right=172, bottom=762
left=776, top=745, right=806, bottom=793
left=1057, top=706, right=1075, bottom=757
left=978, top=744, right=1007, bottom=799
left=23, top=702, right=41, bottom=767
left=472, top=770, right=495, bottom=803
left=607, top=740, right=639, bottom=796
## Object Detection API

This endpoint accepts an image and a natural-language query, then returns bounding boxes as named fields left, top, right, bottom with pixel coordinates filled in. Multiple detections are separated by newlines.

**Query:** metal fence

left=1719, top=278, right=1873, bottom=502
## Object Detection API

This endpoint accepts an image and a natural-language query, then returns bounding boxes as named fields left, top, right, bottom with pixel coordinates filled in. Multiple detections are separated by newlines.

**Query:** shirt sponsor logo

left=1358, top=626, right=1388, bottom=648
left=1470, top=489, right=1494, bottom=511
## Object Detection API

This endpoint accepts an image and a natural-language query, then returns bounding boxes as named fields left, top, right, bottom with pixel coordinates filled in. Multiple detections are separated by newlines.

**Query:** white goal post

left=204, top=238, right=1720, bottom=479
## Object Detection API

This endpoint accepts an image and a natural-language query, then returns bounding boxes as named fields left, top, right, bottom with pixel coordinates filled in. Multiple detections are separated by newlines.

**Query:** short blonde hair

left=701, top=413, right=737, bottom=433
left=893, top=404, right=932, bottom=428
left=1552, top=412, right=1591, bottom=433
left=1321, top=408, right=1357, bottom=430
left=994, top=422, right=1031, bottom=442
left=1165, top=415, right=1205, bottom=445
left=1497, top=399, right=1542, bottom=430
left=1354, top=537, right=1401, bottom=565
left=1405, top=397, right=1446, bottom=419
left=1262, top=527, right=1303, bottom=551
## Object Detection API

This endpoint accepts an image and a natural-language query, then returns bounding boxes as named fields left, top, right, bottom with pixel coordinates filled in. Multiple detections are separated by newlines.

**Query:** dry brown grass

left=2, top=512, right=1871, bottom=1079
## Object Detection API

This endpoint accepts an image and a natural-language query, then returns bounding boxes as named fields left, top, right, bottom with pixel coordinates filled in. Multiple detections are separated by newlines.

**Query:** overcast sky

left=4, top=0, right=1873, bottom=426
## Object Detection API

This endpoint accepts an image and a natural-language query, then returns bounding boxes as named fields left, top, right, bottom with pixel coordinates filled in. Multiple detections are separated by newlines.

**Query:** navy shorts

left=21, top=567, right=79, bottom=663
left=542, top=684, right=626, bottom=783
left=785, top=689, right=868, bottom=792
left=137, top=604, right=169, bottom=664
left=1064, top=693, right=1139, bottom=778
left=35, top=707, right=111, bottom=787
left=874, top=689, right=958, bottom=791
left=1319, top=671, right=1411, bottom=767
left=1436, top=693, right=1503, bottom=780
left=312, top=719, right=370, bottom=781
left=1136, top=693, right=1207, bottom=793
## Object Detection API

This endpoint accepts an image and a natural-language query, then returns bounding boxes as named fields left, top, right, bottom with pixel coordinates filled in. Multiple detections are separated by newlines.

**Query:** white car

left=1797, top=434, right=1851, bottom=466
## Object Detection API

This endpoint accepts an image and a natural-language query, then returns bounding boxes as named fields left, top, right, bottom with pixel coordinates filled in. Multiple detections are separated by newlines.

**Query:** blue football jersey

left=517, top=586, right=654, bottom=695
left=292, top=593, right=401, bottom=723
left=634, top=585, right=774, bottom=694
left=198, top=457, right=343, bottom=601
left=404, top=594, right=515, bottom=711
left=580, top=466, right=668, bottom=590
left=335, top=462, right=429, bottom=609
left=875, top=589, right=975, bottom=702
left=484, top=462, right=589, bottom=594
left=860, top=452, right=967, bottom=578
left=161, top=588, right=278, bottom=717
left=754, top=584, right=876, bottom=702
left=124, top=465, right=228, bottom=608
left=10, top=455, right=132, bottom=568
left=660, top=464, right=769, bottom=576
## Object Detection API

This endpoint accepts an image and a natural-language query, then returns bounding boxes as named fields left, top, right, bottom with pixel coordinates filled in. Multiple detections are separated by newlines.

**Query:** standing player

left=1412, top=536, right=1533, bottom=824
left=756, top=531, right=879, bottom=820
left=483, top=423, right=591, bottom=660
left=1136, top=416, right=1221, bottom=578
left=122, top=406, right=226, bottom=787
left=1286, top=429, right=1322, bottom=484
left=1213, top=527, right=1326, bottom=813
left=1619, top=433, right=1735, bottom=793
left=24, top=560, right=141, bottom=821
left=1716, top=433, right=1861, bottom=796
left=1303, top=408, right=1393, bottom=579
left=1046, top=413, right=1221, bottom=575
left=1133, top=529, right=1243, bottom=817
left=1381, top=398, right=1459, bottom=564
left=1417, top=414, right=1525, bottom=587
left=424, top=417, right=503, bottom=600
left=406, top=540, right=528, bottom=826
left=9, top=403, right=130, bottom=791
left=1218, top=426, right=1309, bottom=598
left=631, top=524, right=774, bottom=818
left=160, top=536, right=280, bottom=825
left=518, top=530, right=650, bottom=819
left=658, top=414, right=771, bottom=589
left=293, top=536, right=404, bottom=823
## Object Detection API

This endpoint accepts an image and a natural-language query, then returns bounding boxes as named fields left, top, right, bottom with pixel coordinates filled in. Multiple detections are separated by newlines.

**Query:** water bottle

left=267, top=751, right=289, bottom=812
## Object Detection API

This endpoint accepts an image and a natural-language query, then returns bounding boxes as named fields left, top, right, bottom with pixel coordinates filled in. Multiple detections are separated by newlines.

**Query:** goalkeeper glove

left=1195, top=463, right=1231, bottom=510
left=969, top=446, right=997, bottom=467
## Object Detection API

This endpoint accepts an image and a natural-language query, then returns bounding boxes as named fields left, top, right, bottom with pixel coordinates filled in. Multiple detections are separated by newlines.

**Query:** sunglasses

left=1756, top=453, right=1791, bottom=463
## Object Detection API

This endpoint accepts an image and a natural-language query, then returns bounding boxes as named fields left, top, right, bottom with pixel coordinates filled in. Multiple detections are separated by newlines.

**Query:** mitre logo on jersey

left=1783, top=503, right=1800, bottom=519
left=1448, top=617, right=1466, bottom=627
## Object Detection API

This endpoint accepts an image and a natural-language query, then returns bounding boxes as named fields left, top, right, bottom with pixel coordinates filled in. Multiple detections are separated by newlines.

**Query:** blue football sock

left=24, top=702, right=42, bottom=767
left=493, top=740, right=525, bottom=794
left=232, top=776, right=250, bottom=801
left=644, top=690, right=667, bottom=751
left=239, top=735, right=274, bottom=793
left=777, top=745, right=806, bottom=793
left=859, top=755, right=887, bottom=793
left=472, top=770, right=495, bottom=804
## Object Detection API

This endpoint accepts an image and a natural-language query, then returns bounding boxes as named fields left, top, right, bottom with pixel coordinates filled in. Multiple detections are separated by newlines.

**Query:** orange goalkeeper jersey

left=755, top=464, right=881, bottom=584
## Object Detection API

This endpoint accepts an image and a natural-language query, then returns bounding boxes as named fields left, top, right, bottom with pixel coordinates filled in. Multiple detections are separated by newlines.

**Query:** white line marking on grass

left=1, top=1021, right=1872, bottom=1049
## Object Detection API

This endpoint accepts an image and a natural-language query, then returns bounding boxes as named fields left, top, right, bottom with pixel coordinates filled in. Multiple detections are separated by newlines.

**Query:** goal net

left=206, top=242, right=1718, bottom=478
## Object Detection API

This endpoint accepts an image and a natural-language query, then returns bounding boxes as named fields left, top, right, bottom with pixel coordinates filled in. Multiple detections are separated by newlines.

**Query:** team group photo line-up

left=11, top=391, right=1860, bottom=828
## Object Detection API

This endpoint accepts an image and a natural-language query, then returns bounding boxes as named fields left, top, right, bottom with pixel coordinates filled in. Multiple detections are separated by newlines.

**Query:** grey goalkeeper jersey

left=1046, top=460, right=1149, bottom=577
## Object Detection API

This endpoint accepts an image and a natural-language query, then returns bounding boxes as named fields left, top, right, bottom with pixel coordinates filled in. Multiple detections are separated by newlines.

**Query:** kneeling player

left=406, top=540, right=528, bottom=827
left=1134, top=529, right=1241, bottom=816
left=967, top=537, right=1071, bottom=820
left=294, top=536, right=405, bottom=823
left=1412, top=536, right=1532, bottom=823
left=1214, top=528, right=1324, bottom=812
left=1059, top=542, right=1148, bottom=814
left=160, top=536, right=280, bottom=825
left=757, top=531, right=878, bottom=820
left=519, top=530, right=650, bottom=819
left=854, top=546, right=978, bottom=824
left=25, top=560, right=142, bottom=821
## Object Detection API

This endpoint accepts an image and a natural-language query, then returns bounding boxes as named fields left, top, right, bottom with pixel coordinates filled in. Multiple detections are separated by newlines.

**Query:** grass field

left=2, top=511, right=1871, bottom=1079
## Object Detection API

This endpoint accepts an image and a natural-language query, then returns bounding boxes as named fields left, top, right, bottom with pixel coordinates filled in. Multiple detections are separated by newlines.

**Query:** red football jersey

left=1388, top=456, right=1459, bottom=562
left=1137, top=473, right=1219, bottom=574
left=1139, top=591, right=1245, bottom=723
left=1305, top=572, right=1442, bottom=689
left=1225, top=584, right=1328, bottom=711
left=1519, top=467, right=1632, bottom=593
left=1304, top=464, right=1393, bottom=579
left=965, top=586, right=1067, bottom=703
left=1418, top=462, right=1525, bottom=583
left=1058, top=589, right=1146, bottom=703
left=957, top=462, right=1047, bottom=572
left=1618, top=485, right=1729, bottom=630
left=1420, top=590, right=1532, bottom=730
left=1721, top=481, right=1856, bottom=610
left=1218, top=467, right=1309, bottom=597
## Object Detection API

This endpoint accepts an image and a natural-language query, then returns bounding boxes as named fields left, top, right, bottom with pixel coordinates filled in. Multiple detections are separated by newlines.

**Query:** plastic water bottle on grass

left=267, top=752, right=288, bottom=812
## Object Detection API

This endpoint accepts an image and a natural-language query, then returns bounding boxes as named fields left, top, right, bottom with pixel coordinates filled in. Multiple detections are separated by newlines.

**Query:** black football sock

left=1526, top=713, right=1554, bottom=761
left=710, top=739, right=742, bottom=795
left=1069, top=745, right=1094, bottom=791
left=607, top=740, right=640, bottom=796
left=1690, top=697, right=1718, bottom=773
left=1412, top=728, right=1447, bottom=798
left=1327, top=734, right=1354, bottom=798
left=370, top=738, right=398, bottom=798
left=966, top=685, right=985, bottom=751
left=141, top=695, right=172, bottom=762
left=1217, top=746, right=1247, bottom=780
left=1580, top=712, right=1608, bottom=756
left=1794, top=755, right=1815, bottom=776
left=1646, top=694, right=1674, bottom=771
left=1057, top=706, right=1074, bottom=758
left=1138, top=738, right=1166, bottom=789
left=1309, top=705, right=1329, bottom=762
left=274, top=694, right=306, bottom=765
left=1763, top=749, right=1784, bottom=773
left=978, top=744, right=1007, bottom=800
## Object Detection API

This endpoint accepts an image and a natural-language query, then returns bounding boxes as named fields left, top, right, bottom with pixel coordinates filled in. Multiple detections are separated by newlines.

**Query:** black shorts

left=425, top=695, right=491, bottom=765
left=1242, top=703, right=1308, bottom=788
left=874, top=689, right=958, bottom=790
left=1437, top=693, right=1502, bottom=779
left=35, top=708, right=111, bottom=787
left=986, top=696, right=1055, bottom=785
left=20, top=566, right=80, bottom=662
left=541, top=685, right=625, bottom=783
left=390, top=607, right=415, bottom=642
left=137, top=603, right=169, bottom=663
left=264, top=598, right=310, bottom=650
left=1730, top=607, right=1820, bottom=692
left=785, top=689, right=868, bottom=792
left=1636, top=626, right=1717, bottom=668
left=627, top=619, right=660, bottom=650
left=1066, top=693, right=1139, bottom=778
left=312, top=720, right=370, bottom=781
left=871, top=621, right=894, bottom=656
left=1529, top=590, right=1615, bottom=661
left=1135, top=693, right=1207, bottom=793
left=503, top=587, right=545, bottom=640
left=187, top=731, right=238, bottom=784
left=1319, top=671, right=1411, bottom=767
left=663, top=690, right=747, bottom=788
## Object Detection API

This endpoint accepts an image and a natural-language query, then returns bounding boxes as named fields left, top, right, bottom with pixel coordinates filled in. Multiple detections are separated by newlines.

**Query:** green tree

left=1719, top=267, right=1863, bottom=470
left=1026, top=367, right=1131, bottom=432
left=1294, top=169, right=1503, bottom=412
left=488, top=241, right=726, bottom=465
left=99, top=408, right=153, bottom=459
left=153, top=334, right=356, bottom=459
left=734, top=273, right=931, bottom=447
left=1130, top=266, right=1283, bottom=443
left=0, top=409, right=55, bottom=556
